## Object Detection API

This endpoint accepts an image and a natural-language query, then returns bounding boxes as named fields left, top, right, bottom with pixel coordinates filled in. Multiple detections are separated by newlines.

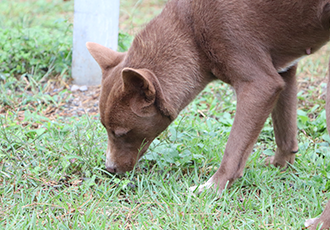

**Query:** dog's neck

left=123, top=2, right=214, bottom=119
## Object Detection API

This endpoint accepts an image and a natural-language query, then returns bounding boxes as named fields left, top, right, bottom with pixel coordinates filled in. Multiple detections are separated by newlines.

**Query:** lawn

left=1, top=0, right=330, bottom=229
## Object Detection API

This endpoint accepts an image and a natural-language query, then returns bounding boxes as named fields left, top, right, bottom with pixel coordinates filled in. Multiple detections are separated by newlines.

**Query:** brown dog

left=86, top=0, right=330, bottom=228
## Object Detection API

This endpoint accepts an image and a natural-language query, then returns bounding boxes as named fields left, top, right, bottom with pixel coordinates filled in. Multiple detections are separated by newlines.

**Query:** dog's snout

left=105, top=146, right=117, bottom=173
left=106, top=166, right=116, bottom=173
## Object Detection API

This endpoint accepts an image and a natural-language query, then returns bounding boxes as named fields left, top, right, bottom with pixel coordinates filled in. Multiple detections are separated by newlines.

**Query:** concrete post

left=72, top=0, right=119, bottom=85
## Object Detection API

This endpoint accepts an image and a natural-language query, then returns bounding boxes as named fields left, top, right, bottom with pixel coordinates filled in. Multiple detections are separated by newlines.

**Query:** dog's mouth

left=106, top=141, right=152, bottom=174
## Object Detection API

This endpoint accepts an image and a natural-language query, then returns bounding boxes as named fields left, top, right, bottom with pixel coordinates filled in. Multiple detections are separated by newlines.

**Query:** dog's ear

left=122, top=68, right=176, bottom=119
left=320, top=2, right=330, bottom=28
left=122, top=68, right=157, bottom=117
left=86, top=42, right=125, bottom=73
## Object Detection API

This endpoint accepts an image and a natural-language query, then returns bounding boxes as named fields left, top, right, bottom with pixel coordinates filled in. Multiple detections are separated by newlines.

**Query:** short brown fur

left=87, top=0, right=330, bottom=228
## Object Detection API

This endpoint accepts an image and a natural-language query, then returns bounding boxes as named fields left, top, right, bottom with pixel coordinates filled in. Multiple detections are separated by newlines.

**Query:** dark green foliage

left=0, top=26, right=72, bottom=81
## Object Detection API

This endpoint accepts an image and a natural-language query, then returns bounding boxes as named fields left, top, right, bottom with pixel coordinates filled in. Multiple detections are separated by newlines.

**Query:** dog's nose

left=106, top=166, right=116, bottom=173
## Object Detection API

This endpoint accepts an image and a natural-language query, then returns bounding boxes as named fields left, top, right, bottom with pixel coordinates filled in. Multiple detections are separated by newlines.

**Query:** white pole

left=72, top=0, right=119, bottom=85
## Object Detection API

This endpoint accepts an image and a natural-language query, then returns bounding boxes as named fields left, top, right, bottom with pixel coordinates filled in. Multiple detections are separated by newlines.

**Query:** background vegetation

left=1, top=0, right=330, bottom=229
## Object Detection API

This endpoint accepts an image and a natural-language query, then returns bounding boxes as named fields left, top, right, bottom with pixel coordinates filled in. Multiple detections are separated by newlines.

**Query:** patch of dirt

left=0, top=81, right=101, bottom=121
left=44, top=83, right=101, bottom=119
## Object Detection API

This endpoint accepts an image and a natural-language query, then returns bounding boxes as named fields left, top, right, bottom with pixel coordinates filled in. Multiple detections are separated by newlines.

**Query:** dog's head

left=86, top=42, right=174, bottom=173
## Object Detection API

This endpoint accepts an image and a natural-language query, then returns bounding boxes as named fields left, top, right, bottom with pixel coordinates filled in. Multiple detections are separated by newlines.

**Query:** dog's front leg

left=190, top=71, right=285, bottom=194
left=265, top=65, right=299, bottom=168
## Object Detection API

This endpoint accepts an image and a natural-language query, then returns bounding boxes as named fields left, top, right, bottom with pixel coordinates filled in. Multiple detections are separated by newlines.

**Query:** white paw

left=189, top=185, right=198, bottom=192
left=189, top=181, right=213, bottom=194
left=305, top=218, right=319, bottom=228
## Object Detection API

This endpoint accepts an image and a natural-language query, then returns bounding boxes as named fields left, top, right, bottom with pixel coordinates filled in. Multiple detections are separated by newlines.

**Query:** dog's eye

left=112, top=128, right=130, bottom=138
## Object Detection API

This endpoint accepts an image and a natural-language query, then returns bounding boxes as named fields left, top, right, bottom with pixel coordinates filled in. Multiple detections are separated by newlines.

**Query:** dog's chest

left=276, top=57, right=304, bottom=73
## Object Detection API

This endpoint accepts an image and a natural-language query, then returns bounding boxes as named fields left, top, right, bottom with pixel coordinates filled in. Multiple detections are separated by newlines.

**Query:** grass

left=1, top=0, right=330, bottom=229
left=0, top=0, right=73, bottom=82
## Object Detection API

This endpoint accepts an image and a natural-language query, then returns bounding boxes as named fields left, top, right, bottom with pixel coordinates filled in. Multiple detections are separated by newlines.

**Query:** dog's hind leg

left=265, top=65, right=299, bottom=168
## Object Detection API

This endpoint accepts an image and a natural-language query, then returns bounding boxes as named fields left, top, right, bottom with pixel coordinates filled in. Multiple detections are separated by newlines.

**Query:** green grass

left=1, top=0, right=330, bottom=229
left=0, top=0, right=73, bottom=81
